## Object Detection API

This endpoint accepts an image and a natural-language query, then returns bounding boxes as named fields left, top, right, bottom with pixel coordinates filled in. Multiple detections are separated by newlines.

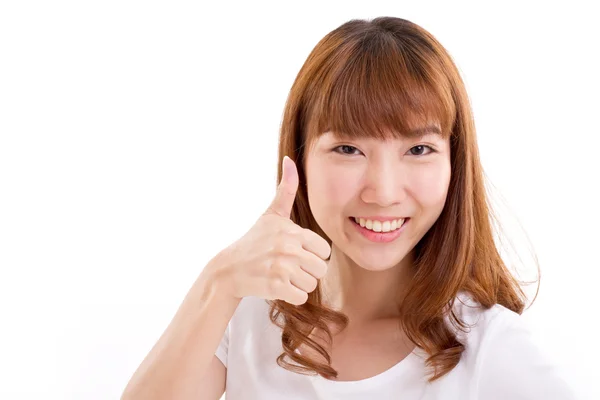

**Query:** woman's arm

left=120, top=253, right=240, bottom=400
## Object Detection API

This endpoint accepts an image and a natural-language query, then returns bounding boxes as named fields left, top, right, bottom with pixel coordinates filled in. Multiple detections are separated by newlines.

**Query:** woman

left=121, top=16, right=577, bottom=400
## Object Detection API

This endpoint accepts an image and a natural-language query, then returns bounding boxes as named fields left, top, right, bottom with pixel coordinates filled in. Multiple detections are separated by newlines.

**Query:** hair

left=267, top=16, right=540, bottom=382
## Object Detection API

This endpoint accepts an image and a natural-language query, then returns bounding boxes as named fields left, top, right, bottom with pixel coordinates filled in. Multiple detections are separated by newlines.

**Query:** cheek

left=314, top=167, right=357, bottom=206
left=409, top=162, right=451, bottom=206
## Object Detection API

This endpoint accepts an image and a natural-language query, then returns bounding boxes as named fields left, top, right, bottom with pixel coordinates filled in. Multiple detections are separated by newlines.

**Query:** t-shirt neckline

left=305, top=346, right=426, bottom=391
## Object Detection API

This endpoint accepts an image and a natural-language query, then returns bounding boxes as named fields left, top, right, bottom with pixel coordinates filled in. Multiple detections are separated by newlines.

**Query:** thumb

left=266, top=156, right=299, bottom=219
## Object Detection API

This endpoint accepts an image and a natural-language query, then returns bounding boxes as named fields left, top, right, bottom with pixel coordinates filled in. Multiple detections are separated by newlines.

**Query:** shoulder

left=448, top=291, right=514, bottom=345
left=449, top=291, right=577, bottom=399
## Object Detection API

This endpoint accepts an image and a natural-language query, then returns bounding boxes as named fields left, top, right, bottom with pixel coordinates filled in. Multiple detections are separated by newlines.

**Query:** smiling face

left=304, top=124, right=452, bottom=272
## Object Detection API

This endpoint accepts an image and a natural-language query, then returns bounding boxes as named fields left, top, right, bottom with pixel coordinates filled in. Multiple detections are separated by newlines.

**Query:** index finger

left=299, top=228, right=331, bottom=260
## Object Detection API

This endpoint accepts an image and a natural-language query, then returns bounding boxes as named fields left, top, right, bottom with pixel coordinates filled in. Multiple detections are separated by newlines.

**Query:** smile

left=349, top=217, right=409, bottom=243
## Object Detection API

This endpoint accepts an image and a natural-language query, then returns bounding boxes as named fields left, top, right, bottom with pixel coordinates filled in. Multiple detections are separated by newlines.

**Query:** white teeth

left=382, top=221, right=391, bottom=232
left=372, top=220, right=382, bottom=232
left=352, top=217, right=406, bottom=232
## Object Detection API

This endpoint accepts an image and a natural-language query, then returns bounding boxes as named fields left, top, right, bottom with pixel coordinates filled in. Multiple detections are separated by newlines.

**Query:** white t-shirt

left=214, top=291, right=577, bottom=399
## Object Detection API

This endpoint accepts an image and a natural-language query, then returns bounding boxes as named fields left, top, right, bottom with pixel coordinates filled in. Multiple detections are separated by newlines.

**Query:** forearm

left=121, top=259, right=240, bottom=400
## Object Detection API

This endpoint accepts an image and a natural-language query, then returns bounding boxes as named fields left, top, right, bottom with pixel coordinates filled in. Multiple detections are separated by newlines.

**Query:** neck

left=320, top=245, right=416, bottom=325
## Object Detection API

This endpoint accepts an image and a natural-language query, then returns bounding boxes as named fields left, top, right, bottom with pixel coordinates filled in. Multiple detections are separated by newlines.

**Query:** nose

left=360, top=158, right=406, bottom=208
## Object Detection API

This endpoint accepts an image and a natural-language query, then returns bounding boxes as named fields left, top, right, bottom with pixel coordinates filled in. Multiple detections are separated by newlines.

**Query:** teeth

left=373, top=221, right=382, bottom=232
left=353, top=217, right=405, bottom=232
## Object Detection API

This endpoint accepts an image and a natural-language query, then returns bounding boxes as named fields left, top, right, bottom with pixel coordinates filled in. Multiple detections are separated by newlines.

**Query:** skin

left=304, top=124, right=452, bottom=326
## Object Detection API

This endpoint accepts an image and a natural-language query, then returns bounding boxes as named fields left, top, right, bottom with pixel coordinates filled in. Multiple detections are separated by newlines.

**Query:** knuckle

left=282, top=242, right=297, bottom=255
left=271, top=254, right=287, bottom=272
left=285, top=225, right=301, bottom=238
left=276, top=220, right=295, bottom=234
left=267, top=277, right=280, bottom=294
left=271, top=239, right=284, bottom=254
left=272, top=236, right=286, bottom=252
left=301, top=227, right=314, bottom=240
left=270, top=262, right=289, bottom=282
left=274, top=238, right=297, bottom=256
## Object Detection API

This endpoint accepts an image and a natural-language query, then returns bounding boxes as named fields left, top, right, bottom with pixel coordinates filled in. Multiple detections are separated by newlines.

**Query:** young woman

left=121, top=17, right=577, bottom=400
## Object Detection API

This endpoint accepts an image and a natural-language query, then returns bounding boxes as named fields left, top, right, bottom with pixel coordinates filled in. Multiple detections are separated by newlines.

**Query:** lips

left=349, top=217, right=410, bottom=243
left=350, top=217, right=408, bottom=233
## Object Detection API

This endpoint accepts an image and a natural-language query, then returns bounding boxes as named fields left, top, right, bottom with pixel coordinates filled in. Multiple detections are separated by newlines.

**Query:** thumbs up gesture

left=208, top=156, right=331, bottom=305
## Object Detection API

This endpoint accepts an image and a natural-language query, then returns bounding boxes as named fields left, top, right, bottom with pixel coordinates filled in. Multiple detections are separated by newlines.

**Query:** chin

left=358, top=263, right=395, bottom=272
left=349, top=252, right=405, bottom=272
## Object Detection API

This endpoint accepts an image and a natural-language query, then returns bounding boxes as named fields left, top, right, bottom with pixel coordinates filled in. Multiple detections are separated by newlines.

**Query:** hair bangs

left=306, top=38, right=456, bottom=144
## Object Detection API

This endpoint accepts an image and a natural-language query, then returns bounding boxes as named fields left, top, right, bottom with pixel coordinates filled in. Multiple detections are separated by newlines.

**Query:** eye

left=333, top=145, right=362, bottom=156
left=408, top=145, right=436, bottom=156
left=333, top=144, right=437, bottom=157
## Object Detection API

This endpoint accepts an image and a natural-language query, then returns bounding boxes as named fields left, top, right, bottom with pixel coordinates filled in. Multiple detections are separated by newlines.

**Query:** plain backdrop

left=1, top=1, right=598, bottom=399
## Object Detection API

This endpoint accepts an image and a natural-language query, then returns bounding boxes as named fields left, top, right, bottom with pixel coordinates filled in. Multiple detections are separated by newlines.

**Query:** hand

left=209, top=156, right=331, bottom=305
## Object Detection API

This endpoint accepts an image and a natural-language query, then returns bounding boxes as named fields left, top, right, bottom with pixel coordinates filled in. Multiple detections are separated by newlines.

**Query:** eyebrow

left=404, top=125, right=442, bottom=138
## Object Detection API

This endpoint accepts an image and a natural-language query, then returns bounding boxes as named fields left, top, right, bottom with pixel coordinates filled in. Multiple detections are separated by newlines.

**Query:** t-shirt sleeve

left=475, top=313, right=578, bottom=400
left=214, top=321, right=229, bottom=368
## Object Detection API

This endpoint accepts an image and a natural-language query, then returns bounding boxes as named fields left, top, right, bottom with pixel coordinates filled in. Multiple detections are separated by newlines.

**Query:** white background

left=1, top=1, right=598, bottom=399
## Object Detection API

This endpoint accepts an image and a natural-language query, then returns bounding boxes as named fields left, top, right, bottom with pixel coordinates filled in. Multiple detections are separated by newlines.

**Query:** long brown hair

left=268, top=16, right=540, bottom=382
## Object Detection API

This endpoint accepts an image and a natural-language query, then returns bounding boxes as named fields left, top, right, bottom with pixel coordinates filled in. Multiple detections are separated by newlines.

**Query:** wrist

left=198, top=249, right=239, bottom=302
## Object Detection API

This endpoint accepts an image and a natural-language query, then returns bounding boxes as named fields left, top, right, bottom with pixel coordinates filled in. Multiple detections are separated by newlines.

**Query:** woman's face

left=304, top=124, right=452, bottom=271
